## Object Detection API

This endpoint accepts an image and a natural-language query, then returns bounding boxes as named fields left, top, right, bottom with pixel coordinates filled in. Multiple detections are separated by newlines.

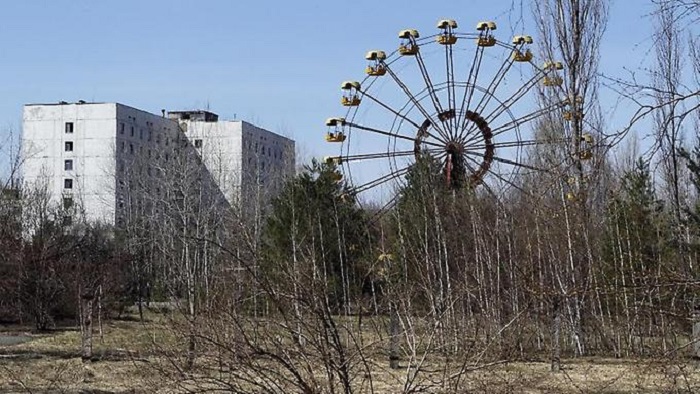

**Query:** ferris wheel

left=324, top=18, right=594, bottom=208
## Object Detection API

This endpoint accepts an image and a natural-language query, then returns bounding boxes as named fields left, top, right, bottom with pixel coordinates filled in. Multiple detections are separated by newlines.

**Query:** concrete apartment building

left=21, top=102, right=295, bottom=225
left=168, top=110, right=294, bottom=208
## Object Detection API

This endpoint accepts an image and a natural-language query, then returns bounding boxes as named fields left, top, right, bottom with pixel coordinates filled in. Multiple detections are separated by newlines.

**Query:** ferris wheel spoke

left=359, top=90, right=422, bottom=130
left=474, top=42, right=537, bottom=118
left=481, top=167, right=531, bottom=195
left=488, top=102, right=564, bottom=139
left=461, top=153, right=512, bottom=195
left=482, top=70, right=546, bottom=123
left=383, top=63, right=451, bottom=141
left=359, top=89, right=447, bottom=144
left=467, top=138, right=568, bottom=151
left=339, top=148, right=440, bottom=163
left=444, top=43, right=458, bottom=139
left=460, top=54, right=515, bottom=133
left=348, top=123, right=444, bottom=148
left=463, top=102, right=563, bottom=147
left=354, top=167, right=411, bottom=194
left=414, top=51, right=446, bottom=121
left=416, top=147, right=445, bottom=156
left=460, top=152, right=481, bottom=175
left=476, top=178, right=502, bottom=197
left=474, top=153, right=549, bottom=173
left=368, top=194, right=401, bottom=225
left=457, top=47, right=486, bottom=131
left=461, top=152, right=532, bottom=195
left=459, top=153, right=497, bottom=193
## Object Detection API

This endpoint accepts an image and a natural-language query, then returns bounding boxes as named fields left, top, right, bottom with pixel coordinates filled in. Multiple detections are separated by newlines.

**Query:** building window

left=65, top=122, right=74, bottom=134
left=65, top=141, right=73, bottom=152
left=120, top=123, right=125, bottom=134
left=63, top=197, right=73, bottom=209
left=64, top=178, right=73, bottom=189
left=262, top=146, right=265, bottom=155
left=129, top=143, right=134, bottom=154
left=195, top=139, right=203, bottom=149
left=130, top=126, right=135, bottom=137
left=148, top=131, right=152, bottom=141
left=64, top=159, right=73, bottom=171
left=140, top=129, right=143, bottom=139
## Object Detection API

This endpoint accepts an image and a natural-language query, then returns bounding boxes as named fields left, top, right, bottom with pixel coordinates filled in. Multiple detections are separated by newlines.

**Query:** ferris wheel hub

left=445, top=141, right=464, bottom=155
left=412, top=109, right=495, bottom=190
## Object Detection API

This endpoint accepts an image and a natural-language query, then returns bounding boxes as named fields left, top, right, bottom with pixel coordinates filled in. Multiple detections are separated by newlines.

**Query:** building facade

left=21, top=102, right=295, bottom=225
left=168, top=110, right=295, bottom=208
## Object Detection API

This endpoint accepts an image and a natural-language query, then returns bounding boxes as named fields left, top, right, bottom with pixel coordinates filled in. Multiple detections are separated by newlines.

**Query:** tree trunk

left=551, top=296, right=561, bottom=372
left=693, top=304, right=700, bottom=359
left=389, top=301, right=400, bottom=369
left=80, top=290, right=95, bottom=362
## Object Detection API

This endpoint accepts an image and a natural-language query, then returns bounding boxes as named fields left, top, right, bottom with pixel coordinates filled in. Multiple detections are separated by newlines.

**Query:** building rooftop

left=167, top=110, right=219, bottom=122
left=25, top=100, right=107, bottom=106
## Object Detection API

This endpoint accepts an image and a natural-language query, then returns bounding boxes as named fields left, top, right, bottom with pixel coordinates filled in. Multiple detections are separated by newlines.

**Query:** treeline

left=1, top=141, right=699, bottom=373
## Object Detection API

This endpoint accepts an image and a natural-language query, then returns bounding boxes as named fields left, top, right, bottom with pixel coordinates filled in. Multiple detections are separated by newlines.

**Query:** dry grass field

left=2, top=313, right=700, bottom=393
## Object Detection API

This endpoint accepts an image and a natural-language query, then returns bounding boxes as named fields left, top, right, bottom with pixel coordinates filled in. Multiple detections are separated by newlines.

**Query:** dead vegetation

left=2, top=311, right=700, bottom=393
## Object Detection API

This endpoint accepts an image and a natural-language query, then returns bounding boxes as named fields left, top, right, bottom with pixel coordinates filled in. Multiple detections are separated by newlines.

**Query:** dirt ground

left=1, top=316, right=700, bottom=393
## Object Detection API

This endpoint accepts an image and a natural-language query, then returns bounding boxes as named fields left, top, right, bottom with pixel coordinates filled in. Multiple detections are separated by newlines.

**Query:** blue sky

left=0, top=0, right=662, bottom=178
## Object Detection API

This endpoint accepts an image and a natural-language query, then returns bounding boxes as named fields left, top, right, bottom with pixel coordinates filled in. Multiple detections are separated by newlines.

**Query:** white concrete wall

left=180, top=120, right=243, bottom=206
left=22, top=103, right=118, bottom=224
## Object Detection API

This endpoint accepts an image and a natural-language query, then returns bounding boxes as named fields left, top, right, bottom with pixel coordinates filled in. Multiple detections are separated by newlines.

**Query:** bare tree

left=533, top=0, right=610, bottom=364
left=0, top=130, right=24, bottom=322
left=652, top=0, right=687, bottom=223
